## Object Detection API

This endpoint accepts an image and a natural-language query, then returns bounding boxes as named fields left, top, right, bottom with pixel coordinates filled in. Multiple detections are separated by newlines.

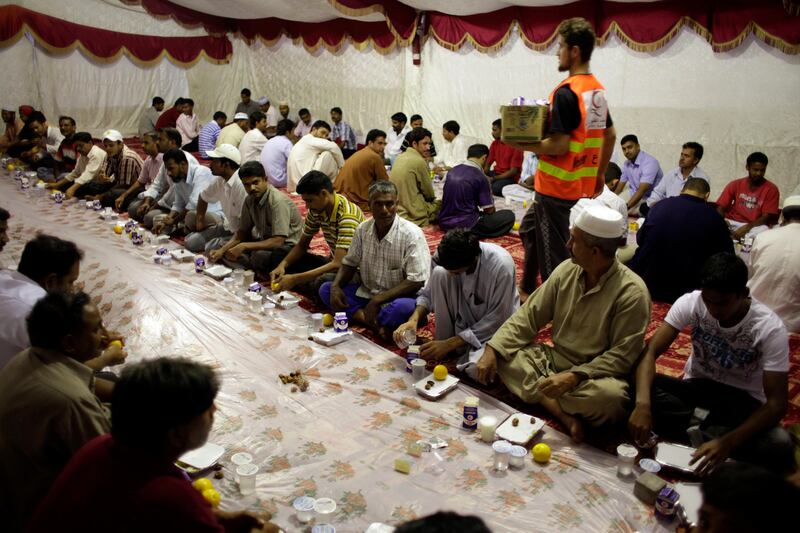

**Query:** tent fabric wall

left=2, top=16, right=798, bottom=199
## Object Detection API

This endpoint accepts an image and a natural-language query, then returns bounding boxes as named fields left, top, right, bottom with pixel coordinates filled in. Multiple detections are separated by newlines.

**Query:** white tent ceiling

left=166, top=0, right=665, bottom=21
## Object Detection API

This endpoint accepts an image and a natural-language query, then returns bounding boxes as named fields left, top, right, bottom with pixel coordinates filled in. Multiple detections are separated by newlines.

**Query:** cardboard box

left=500, top=104, right=548, bottom=143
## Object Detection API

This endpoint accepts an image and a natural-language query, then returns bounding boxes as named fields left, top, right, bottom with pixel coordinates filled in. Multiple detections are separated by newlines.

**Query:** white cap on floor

left=102, top=129, right=123, bottom=142
left=574, top=204, right=625, bottom=239
left=205, top=144, right=241, bottom=165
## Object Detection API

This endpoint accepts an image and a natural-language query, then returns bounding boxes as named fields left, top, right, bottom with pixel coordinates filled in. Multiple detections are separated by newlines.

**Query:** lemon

left=108, top=339, right=123, bottom=348
left=113, top=225, right=123, bottom=234
left=271, top=282, right=280, bottom=292
left=513, top=222, right=520, bottom=231
left=7, top=164, right=14, bottom=171
left=433, top=364, right=448, bottom=381
left=532, top=443, right=551, bottom=464
left=192, top=478, right=213, bottom=492
left=323, top=313, right=334, bottom=327
left=201, top=488, right=221, bottom=507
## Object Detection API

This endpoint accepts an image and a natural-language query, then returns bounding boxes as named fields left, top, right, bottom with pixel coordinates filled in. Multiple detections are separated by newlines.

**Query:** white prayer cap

left=574, top=204, right=625, bottom=239
left=783, top=195, right=800, bottom=209
left=206, top=144, right=241, bottom=165
left=278, top=100, right=289, bottom=106
left=1, top=105, right=14, bottom=112
left=233, top=112, right=249, bottom=121
left=256, top=96, right=269, bottom=105
left=102, top=129, right=123, bottom=142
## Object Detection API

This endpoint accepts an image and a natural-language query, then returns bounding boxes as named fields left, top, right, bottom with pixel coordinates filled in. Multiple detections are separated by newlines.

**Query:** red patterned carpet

left=126, top=137, right=800, bottom=428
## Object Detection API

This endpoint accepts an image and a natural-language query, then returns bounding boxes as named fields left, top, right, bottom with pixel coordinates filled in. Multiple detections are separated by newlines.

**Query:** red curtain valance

left=0, top=5, right=232, bottom=67
left=428, top=0, right=800, bottom=54
left=128, top=0, right=418, bottom=54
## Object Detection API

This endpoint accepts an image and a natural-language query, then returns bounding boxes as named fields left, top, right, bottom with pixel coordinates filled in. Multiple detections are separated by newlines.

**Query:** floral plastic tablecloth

left=0, top=176, right=670, bottom=532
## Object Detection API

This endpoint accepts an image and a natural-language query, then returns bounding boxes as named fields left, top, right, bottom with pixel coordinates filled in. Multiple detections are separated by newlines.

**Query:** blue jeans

left=318, top=282, right=416, bottom=330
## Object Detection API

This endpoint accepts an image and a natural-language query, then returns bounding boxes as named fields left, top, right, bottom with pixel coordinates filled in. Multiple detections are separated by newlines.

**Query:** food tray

left=311, top=329, right=353, bottom=346
left=654, top=442, right=698, bottom=474
left=495, top=412, right=546, bottom=445
left=170, top=249, right=196, bottom=262
left=414, top=373, right=459, bottom=400
left=176, top=442, right=224, bottom=472
left=203, top=264, right=232, bottom=280
left=266, top=291, right=301, bottom=309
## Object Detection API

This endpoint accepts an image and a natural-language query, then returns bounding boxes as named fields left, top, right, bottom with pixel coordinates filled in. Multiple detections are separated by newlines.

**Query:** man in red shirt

left=29, top=358, right=278, bottom=533
left=154, top=98, right=185, bottom=131
left=484, top=118, right=524, bottom=197
left=716, top=152, right=780, bottom=240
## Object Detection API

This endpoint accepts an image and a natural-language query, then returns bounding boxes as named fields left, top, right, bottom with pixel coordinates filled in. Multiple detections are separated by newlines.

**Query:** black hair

left=183, top=98, right=194, bottom=107
left=27, top=111, right=46, bottom=124
left=683, top=177, right=710, bottom=195
left=312, top=120, right=331, bottom=131
left=58, top=116, right=76, bottom=126
left=240, top=88, right=251, bottom=96
left=746, top=151, right=768, bottom=167
left=152, top=97, right=164, bottom=106
left=442, top=120, right=460, bottom=135
left=437, top=229, right=481, bottom=270
left=409, top=114, right=423, bottom=123
left=783, top=205, right=800, bottom=222
left=405, top=127, right=432, bottom=146
left=143, top=131, right=160, bottom=142
left=162, top=148, right=187, bottom=166
left=72, top=132, right=93, bottom=144
left=700, top=252, right=748, bottom=294
left=112, top=357, right=220, bottom=451
left=558, top=17, right=595, bottom=63
left=0, top=206, right=9, bottom=222
left=605, top=162, right=622, bottom=183
left=298, top=108, right=310, bottom=116
left=620, top=134, right=638, bottom=146
left=159, top=127, right=183, bottom=147
left=395, top=511, right=492, bottom=533
left=366, top=129, right=387, bottom=143
left=467, top=143, right=489, bottom=159
left=239, top=161, right=267, bottom=179
left=330, top=107, right=342, bottom=115
left=391, top=112, right=407, bottom=123
left=212, top=111, right=227, bottom=121
left=492, top=118, right=501, bottom=128
left=173, top=98, right=184, bottom=107
left=701, top=463, right=799, bottom=533
left=27, top=290, right=92, bottom=351
left=683, top=141, right=704, bottom=161
left=17, top=233, right=83, bottom=283
left=296, top=170, right=334, bottom=195
left=276, top=119, right=295, bottom=136
left=249, top=110, right=266, bottom=127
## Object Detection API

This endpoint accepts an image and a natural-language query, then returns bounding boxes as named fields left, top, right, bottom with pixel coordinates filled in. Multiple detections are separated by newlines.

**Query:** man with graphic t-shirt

left=716, top=152, right=780, bottom=240
left=629, top=253, right=794, bottom=476
left=511, top=18, right=617, bottom=297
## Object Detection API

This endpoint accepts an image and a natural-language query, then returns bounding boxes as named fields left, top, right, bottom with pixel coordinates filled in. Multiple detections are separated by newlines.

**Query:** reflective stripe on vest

left=535, top=74, right=607, bottom=200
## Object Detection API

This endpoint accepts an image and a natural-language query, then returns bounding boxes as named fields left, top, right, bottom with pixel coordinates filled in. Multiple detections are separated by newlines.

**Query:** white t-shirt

left=666, top=290, right=789, bottom=403
left=0, top=270, right=46, bottom=369
left=238, top=128, right=268, bottom=164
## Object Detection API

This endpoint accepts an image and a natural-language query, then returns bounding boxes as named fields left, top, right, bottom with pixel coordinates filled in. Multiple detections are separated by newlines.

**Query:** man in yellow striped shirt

left=271, top=170, right=365, bottom=295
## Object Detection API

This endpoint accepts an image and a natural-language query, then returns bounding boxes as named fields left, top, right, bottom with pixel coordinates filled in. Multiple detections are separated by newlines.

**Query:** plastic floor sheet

left=0, top=175, right=671, bottom=532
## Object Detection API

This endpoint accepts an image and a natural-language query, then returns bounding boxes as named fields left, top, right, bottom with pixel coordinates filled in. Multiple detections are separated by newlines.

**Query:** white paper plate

left=170, top=249, right=196, bottom=262
left=495, top=412, right=546, bottom=445
left=203, top=264, right=232, bottom=280
left=177, top=442, right=224, bottom=471
left=414, top=373, right=459, bottom=400
left=311, top=329, right=353, bottom=346
left=266, top=291, right=300, bottom=309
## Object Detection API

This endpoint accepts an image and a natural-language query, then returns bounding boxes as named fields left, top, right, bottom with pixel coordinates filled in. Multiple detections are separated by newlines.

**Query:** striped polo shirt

left=302, top=193, right=365, bottom=254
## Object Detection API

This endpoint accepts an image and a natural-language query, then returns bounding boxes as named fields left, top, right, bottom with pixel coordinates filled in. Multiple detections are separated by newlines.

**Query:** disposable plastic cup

left=478, top=416, right=497, bottom=443
left=237, top=463, right=258, bottom=495
left=313, top=497, right=337, bottom=522
left=293, top=496, right=316, bottom=523
left=492, top=440, right=512, bottom=471
left=231, top=452, right=253, bottom=466
left=411, top=358, right=427, bottom=381
left=616, top=444, right=637, bottom=478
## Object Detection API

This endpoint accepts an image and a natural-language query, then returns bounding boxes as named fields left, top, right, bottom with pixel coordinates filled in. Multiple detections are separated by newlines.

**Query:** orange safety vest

left=535, top=74, right=608, bottom=201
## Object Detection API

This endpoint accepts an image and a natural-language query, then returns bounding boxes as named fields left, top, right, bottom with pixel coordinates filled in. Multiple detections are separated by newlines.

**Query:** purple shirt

left=439, top=160, right=494, bottom=230
left=621, top=150, right=663, bottom=198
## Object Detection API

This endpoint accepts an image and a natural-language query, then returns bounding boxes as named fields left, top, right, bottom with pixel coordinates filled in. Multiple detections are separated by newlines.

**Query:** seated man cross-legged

left=476, top=205, right=651, bottom=442
left=394, top=229, right=518, bottom=375
left=629, top=252, right=794, bottom=475
left=320, top=180, right=431, bottom=336
left=270, top=170, right=365, bottom=296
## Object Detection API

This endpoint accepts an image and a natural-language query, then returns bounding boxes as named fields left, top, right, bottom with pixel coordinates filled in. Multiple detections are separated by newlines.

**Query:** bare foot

left=518, top=287, right=529, bottom=304
left=540, top=397, right=585, bottom=443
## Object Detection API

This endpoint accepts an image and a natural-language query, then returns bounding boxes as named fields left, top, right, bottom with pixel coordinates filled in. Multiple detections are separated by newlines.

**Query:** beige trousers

left=497, top=343, right=630, bottom=426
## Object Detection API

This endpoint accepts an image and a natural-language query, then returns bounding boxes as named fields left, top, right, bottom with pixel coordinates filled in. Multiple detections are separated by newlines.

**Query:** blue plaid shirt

left=329, top=120, right=357, bottom=151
